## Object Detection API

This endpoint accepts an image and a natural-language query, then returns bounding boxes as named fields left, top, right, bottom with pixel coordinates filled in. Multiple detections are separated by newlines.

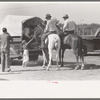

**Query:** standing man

left=1, top=28, right=12, bottom=72
left=62, top=14, right=77, bottom=44
left=40, top=14, right=59, bottom=49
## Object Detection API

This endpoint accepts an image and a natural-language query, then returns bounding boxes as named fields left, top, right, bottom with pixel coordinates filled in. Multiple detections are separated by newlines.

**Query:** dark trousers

left=1, top=51, right=10, bottom=72
left=41, top=31, right=56, bottom=47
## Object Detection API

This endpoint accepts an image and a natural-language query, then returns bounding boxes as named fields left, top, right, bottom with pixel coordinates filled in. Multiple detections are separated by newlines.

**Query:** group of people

left=40, top=14, right=77, bottom=49
left=0, top=13, right=77, bottom=72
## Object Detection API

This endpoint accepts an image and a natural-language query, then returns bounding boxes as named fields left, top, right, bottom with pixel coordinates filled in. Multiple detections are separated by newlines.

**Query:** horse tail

left=78, top=37, right=83, bottom=57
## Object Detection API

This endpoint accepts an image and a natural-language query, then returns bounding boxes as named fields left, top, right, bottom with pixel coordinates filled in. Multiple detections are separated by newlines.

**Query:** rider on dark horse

left=40, top=14, right=60, bottom=49
left=61, top=14, right=77, bottom=44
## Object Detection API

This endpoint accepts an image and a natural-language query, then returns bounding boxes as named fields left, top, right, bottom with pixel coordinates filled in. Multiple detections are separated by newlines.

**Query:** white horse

left=42, top=34, right=61, bottom=71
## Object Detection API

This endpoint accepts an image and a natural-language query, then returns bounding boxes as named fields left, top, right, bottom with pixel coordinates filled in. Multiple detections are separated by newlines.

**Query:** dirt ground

left=0, top=50, right=100, bottom=81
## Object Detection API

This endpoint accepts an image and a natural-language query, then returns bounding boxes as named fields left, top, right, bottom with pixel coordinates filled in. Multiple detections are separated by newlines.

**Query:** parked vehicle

left=80, top=28, right=100, bottom=55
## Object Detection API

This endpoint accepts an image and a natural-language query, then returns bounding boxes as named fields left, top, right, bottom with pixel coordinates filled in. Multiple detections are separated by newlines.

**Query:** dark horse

left=57, top=27, right=85, bottom=70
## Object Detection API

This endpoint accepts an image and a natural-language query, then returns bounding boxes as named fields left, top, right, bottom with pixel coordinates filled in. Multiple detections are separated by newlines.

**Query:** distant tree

left=77, top=23, right=100, bottom=35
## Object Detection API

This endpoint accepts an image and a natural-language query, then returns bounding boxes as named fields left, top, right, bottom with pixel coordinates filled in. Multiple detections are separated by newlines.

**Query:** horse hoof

left=42, top=65, right=45, bottom=68
left=75, top=65, right=79, bottom=70
left=46, top=66, right=50, bottom=71
left=81, top=64, right=85, bottom=70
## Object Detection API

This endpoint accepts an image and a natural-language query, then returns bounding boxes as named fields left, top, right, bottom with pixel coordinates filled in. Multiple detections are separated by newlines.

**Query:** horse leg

left=81, top=55, right=85, bottom=70
left=42, top=49, right=46, bottom=68
left=44, top=49, right=49, bottom=65
left=47, top=48, right=52, bottom=71
left=61, top=48, right=65, bottom=67
left=56, top=44, right=60, bottom=70
left=75, top=55, right=80, bottom=70
left=78, top=36, right=84, bottom=70
left=56, top=52, right=59, bottom=70
left=59, top=48, right=61, bottom=65
left=74, top=50, right=80, bottom=70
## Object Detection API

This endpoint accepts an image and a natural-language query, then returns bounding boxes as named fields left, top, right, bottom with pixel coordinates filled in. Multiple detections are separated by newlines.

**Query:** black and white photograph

left=0, top=1, right=100, bottom=98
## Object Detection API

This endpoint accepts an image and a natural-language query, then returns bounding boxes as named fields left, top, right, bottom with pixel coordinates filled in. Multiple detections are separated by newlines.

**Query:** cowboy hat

left=45, top=14, right=51, bottom=19
left=62, top=14, right=69, bottom=18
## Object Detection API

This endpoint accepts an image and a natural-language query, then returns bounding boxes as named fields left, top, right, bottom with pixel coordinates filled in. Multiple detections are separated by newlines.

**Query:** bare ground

left=0, top=50, right=100, bottom=81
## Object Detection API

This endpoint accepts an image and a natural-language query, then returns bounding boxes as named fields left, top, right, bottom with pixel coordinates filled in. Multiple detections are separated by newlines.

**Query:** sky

left=0, top=2, right=100, bottom=24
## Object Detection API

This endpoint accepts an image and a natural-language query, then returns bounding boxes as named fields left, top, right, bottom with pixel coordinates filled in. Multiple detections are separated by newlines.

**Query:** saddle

left=63, top=34, right=71, bottom=44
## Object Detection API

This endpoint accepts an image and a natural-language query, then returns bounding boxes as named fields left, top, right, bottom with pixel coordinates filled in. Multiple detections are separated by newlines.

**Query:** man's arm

left=44, top=21, right=49, bottom=33
left=63, top=23, right=67, bottom=32
left=63, top=20, right=69, bottom=32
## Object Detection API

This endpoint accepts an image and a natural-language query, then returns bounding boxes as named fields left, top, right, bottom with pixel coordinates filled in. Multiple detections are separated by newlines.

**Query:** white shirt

left=63, top=19, right=77, bottom=32
left=44, top=18, right=59, bottom=33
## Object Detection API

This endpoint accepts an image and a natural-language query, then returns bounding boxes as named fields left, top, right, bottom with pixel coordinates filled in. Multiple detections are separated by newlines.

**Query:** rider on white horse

left=40, top=14, right=60, bottom=49
left=61, top=14, right=77, bottom=44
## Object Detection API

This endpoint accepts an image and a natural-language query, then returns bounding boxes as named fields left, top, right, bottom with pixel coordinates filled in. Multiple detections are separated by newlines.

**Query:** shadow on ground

left=11, top=59, right=100, bottom=71
left=0, top=72, right=21, bottom=75
left=86, top=54, right=100, bottom=56
left=84, top=64, right=100, bottom=70
left=52, top=61, right=100, bottom=70
left=11, top=59, right=22, bottom=65
left=11, top=69, right=45, bottom=73
left=11, top=59, right=43, bottom=66
left=63, top=62, right=100, bottom=70
left=0, top=78, right=9, bottom=81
